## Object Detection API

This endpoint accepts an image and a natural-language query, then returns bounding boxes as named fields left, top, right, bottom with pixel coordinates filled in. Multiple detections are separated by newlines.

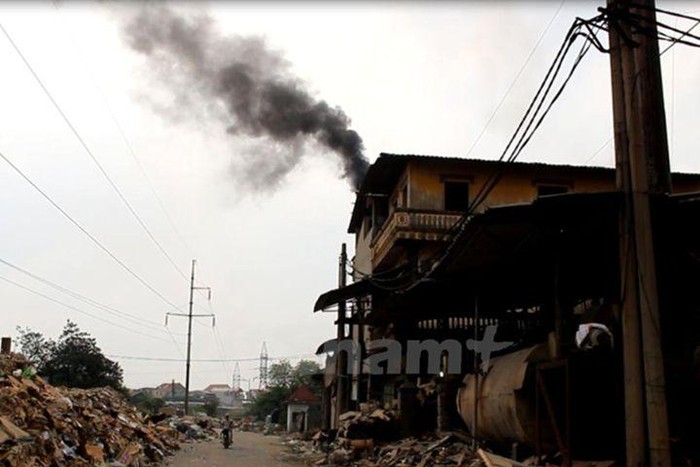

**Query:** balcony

left=370, top=209, right=464, bottom=269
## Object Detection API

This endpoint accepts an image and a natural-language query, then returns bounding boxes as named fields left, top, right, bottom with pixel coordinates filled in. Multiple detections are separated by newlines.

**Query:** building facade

left=315, top=153, right=700, bottom=458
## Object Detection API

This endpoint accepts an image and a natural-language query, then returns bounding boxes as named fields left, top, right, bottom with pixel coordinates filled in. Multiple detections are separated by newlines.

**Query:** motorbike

left=222, top=428, right=232, bottom=449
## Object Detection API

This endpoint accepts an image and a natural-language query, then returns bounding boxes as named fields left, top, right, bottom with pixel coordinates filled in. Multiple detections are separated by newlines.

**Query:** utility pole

left=335, top=243, right=348, bottom=426
left=606, top=0, right=671, bottom=465
left=165, top=259, right=214, bottom=415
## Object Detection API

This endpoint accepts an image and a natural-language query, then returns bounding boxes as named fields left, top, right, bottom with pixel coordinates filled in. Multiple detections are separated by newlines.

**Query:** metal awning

left=313, top=280, right=374, bottom=312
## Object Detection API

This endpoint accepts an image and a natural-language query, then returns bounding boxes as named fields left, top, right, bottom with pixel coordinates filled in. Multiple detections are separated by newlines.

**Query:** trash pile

left=236, top=416, right=266, bottom=433
left=234, top=415, right=283, bottom=435
left=338, top=409, right=400, bottom=442
left=282, top=430, right=485, bottom=466
left=370, top=433, right=478, bottom=466
left=0, top=353, right=180, bottom=466
left=171, top=414, right=219, bottom=441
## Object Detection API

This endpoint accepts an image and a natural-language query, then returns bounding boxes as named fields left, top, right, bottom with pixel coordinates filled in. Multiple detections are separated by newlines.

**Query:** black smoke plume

left=123, top=5, right=369, bottom=190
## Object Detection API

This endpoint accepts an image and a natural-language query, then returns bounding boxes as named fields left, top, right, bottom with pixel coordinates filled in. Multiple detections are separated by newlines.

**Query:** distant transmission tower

left=232, top=362, right=241, bottom=390
left=259, top=342, right=269, bottom=389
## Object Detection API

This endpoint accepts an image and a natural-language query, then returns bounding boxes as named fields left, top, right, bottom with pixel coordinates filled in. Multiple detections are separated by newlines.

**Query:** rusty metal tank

left=457, top=343, right=551, bottom=447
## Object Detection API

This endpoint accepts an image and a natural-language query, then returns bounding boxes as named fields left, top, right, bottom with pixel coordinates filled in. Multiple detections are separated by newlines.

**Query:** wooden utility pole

left=606, top=0, right=672, bottom=465
left=166, top=259, right=213, bottom=415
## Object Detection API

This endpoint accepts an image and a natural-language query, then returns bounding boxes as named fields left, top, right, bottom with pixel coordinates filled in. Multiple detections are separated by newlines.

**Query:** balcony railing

left=370, top=209, right=464, bottom=268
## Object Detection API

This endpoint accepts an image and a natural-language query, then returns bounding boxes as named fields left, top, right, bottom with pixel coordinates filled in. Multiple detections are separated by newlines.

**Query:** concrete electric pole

left=606, top=0, right=672, bottom=465
left=166, top=259, right=214, bottom=415
left=335, top=243, right=348, bottom=426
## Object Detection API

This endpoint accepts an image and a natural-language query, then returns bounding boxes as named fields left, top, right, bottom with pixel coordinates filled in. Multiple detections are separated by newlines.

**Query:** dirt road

left=165, top=431, right=302, bottom=466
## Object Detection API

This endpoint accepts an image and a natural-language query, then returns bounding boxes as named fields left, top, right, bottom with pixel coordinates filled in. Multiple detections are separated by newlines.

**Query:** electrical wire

left=465, top=0, right=567, bottom=158
left=468, top=16, right=606, bottom=214
left=402, top=4, right=700, bottom=296
left=0, top=274, right=181, bottom=344
left=0, top=256, right=186, bottom=336
left=0, top=148, right=185, bottom=314
left=584, top=137, right=613, bottom=164
left=0, top=22, right=191, bottom=287
left=360, top=15, right=608, bottom=295
left=106, top=354, right=319, bottom=362
left=49, top=1, right=198, bottom=279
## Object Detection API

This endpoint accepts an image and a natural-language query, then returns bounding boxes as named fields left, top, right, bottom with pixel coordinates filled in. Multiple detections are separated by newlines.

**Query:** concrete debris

left=0, top=353, right=180, bottom=466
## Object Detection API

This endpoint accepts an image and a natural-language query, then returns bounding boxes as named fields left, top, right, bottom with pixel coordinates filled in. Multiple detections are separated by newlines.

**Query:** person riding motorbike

left=221, top=414, right=233, bottom=448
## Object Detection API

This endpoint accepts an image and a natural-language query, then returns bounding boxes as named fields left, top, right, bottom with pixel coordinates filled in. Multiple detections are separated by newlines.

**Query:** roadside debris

left=0, top=353, right=180, bottom=466
left=281, top=422, right=486, bottom=466
left=338, top=409, right=400, bottom=442
left=172, top=414, right=219, bottom=440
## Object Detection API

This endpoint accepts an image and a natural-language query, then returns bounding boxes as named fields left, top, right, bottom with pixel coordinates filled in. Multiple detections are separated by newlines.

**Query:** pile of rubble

left=281, top=410, right=535, bottom=467
left=170, top=414, right=219, bottom=441
left=370, top=434, right=479, bottom=467
left=338, top=409, right=400, bottom=442
left=233, top=415, right=283, bottom=435
left=236, top=416, right=267, bottom=433
left=282, top=417, right=486, bottom=466
left=0, top=353, right=180, bottom=465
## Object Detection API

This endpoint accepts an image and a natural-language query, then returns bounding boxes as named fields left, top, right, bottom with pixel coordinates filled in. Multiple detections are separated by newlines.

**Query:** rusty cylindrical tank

left=457, top=343, right=551, bottom=448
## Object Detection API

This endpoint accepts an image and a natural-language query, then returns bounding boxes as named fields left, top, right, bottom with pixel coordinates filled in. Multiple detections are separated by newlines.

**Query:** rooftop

left=288, top=385, right=319, bottom=404
left=348, top=153, right=617, bottom=233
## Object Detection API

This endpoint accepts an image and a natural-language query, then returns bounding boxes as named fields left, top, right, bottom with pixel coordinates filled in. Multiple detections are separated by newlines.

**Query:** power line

left=106, top=354, right=319, bottom=363
left=0, top=274, right=179, bottom=344
left=2, top=257, right=187, bottom=360
left=0, top=147, right=185, bottom=314
left=467, top=17, right=606, bottom=213
left=365, top=14, right=608, bottom=294
left=584, top=137, right=613, bottom=164
left=165, top=328, right=187, bottom=360
left=0, top=256, right=186, bottom=336
left=0, top=22, right=190, bottom=286
left=50, top=1, right=198, bottom=277
left=465, top=0, right=566, bottom=158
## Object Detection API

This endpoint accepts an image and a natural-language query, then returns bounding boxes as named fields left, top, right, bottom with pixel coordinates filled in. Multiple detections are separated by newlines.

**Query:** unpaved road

left=165, top=431, right=302, bottom=466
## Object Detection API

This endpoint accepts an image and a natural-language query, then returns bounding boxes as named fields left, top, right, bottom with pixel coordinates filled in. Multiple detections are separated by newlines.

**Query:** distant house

left=286, top=385, right=320, bottom=433
left=204, top=383, right=231, bottom=394
left=152, top=381, right=186, bottom=399
left=204, top=384, right=240, bottom=407
left=129, top=387, right=156, bottom=397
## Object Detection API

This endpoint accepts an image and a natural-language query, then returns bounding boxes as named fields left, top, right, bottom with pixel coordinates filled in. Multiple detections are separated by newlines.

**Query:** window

left=444, top=181, right=470, bottom=212
left=537, top=185, right=569, bottom=197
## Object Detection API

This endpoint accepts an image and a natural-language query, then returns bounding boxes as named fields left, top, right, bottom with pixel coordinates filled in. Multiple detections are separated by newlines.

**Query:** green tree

left=291, top=360, right=322, bottom=389
left=246, top=359, right=323, bottom=421
left=17, top=321, right=124, bottom=391
left=246, top=385, right=290, bottom=420
left=129, top=392, right=166, bottom=414
left=269, top=359, right=294, bottom=388
left=16, top=327, right=55, bottom=367
left=203, top=396, right=219, bottom=417
left=269, top=359, right=322, bottom=389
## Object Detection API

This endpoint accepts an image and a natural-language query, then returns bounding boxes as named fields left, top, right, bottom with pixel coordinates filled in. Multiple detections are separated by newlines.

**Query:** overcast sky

left=1, top=1, right=699, bottom=390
